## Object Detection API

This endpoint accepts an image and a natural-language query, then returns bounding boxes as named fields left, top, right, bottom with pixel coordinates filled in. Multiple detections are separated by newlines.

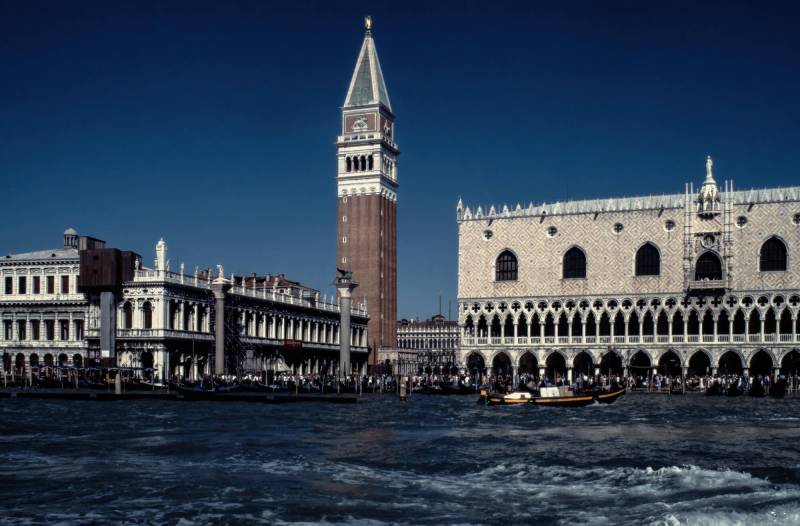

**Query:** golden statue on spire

left=365, top=15, right=372, bottom=30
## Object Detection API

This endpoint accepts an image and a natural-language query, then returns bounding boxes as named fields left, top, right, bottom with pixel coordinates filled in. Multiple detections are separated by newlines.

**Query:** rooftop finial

left=364, top=15, right=372, bottom=31
left=705, top=155, right=714, bottom=181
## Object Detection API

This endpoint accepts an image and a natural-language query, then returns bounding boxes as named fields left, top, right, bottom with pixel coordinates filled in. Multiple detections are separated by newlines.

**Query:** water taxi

left=480, top=386, right=626, bottom=407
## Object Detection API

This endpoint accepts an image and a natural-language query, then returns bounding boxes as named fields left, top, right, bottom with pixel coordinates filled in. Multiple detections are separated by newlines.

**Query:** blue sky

left=1, top=1, right=798, bottom=319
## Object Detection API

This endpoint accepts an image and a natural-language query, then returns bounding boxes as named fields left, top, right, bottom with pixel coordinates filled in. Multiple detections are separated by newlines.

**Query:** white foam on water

left=250, top=459, right=800, bottom=525
left=654, top=502, right=800, bottom=526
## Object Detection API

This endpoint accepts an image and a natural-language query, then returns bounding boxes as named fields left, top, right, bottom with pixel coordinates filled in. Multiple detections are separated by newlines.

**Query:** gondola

left=750, top=382, right=766, bottom=397
left=769, top=380, right=786, bottom=399
left=480, top=386, right=625, bottom=407
left=726, top=384, right=743, bottom=397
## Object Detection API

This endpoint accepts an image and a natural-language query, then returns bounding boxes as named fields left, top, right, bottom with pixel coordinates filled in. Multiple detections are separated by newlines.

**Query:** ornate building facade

left=336, top=18, right=399, bottom=367
left=1, top=230, right=369, bottom=380
left=395, top=315, right=460, bottom=374
left=457, top=157, right=800, bottom=384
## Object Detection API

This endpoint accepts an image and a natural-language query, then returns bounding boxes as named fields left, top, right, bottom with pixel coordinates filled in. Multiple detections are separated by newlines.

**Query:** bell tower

left=336, top=16, right=399, bottom=366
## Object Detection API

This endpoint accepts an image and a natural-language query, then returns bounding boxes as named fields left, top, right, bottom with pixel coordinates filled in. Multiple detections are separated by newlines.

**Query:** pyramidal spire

left=343, top=16, right=392, bottom=111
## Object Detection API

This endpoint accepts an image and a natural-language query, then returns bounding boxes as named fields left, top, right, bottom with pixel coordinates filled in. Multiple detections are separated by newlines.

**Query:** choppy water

left=2, top=394, right=800, bottom=525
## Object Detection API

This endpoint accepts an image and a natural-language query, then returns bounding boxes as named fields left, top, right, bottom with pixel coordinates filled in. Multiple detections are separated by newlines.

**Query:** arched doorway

left=29, top=354, right=39, bottom=367
left=628, top=350, right=651, bottom=387
left=141, top=351, right=154, bottom=370
left=44, top=353, right=54, bottom=366
left=573, top=351, right=594, bottom=377
left=518, top=351, right=537, bottom=376
left=545, top=352, right=567, bottom=383
left=2, top=353, right=10, bottom=372
left=781, top=350, right=800, bottom=376
left=183, top=357, right=193, bottom=379
left=58, top=353, right=68, bottom=367
left=15, top=353, right=25, bottom=374
left=600, top=351, right=623, bottom=376
left=466, top=352, right=485, bottom=375
left=73, top=354, right=83, bottom=368
left=659, top=350, right=682, bottom=377
left=718, top=350, right=743, bottom=375
left=750, top=350, right=773, bottom=377
left=491, top=352, right=512, bottom=377
left=687, top=350, right=711, bottom=377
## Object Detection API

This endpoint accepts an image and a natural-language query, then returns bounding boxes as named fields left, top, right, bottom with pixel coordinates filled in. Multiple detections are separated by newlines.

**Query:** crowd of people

left=5, top=364, right=800, bottom=398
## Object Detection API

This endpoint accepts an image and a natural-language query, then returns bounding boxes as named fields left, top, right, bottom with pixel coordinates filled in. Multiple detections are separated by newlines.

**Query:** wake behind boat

left=480, top=386, right=626, bottom=406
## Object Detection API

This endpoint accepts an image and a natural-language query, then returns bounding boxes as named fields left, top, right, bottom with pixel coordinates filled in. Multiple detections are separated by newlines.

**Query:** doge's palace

left=457, top=157, right=800, bottom=385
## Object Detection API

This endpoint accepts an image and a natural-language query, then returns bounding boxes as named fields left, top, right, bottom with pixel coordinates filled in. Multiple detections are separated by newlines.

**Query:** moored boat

left=480, top=386, right=626, bottom=407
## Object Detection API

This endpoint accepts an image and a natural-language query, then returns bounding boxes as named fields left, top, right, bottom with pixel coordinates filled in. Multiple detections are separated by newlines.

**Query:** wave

left=257, top=460, right=800, bottom=526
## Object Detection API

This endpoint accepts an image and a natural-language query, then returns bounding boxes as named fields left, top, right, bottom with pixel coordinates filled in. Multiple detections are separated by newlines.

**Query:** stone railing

left=228, top=285, right=368, bottom=317
left=461, top=332, right=800, bottom=346
left=116, top=328, right=214, bottom=340
left=130, top=270, right=367, bottom=317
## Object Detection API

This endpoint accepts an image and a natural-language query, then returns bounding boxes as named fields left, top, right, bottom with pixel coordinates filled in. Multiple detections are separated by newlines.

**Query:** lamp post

left=335, top=269, right=358, bottom=382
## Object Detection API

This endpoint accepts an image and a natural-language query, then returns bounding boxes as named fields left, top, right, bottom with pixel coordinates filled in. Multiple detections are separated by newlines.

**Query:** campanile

left=336, top=17, right=398, bottom=366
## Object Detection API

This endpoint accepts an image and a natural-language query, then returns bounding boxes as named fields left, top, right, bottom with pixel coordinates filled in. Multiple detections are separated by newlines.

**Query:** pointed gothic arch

left=695, top=251, right=723, bottom=280
left=635, top=242, right=660, bottom=276
left=759, top=236, right=788, bottom=272
left=563, top=246, right=587, bottom=279
left=495, top=250, right=518, bottom=281
left=688, top=349, right=711, bottom=376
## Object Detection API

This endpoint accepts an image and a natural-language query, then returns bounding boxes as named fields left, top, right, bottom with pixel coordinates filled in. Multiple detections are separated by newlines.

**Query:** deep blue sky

left=1, top=1, right=798, bottom=319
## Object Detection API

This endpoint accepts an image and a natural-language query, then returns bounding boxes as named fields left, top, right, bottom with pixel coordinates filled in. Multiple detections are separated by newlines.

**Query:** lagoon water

left=2, top=394, right=800, bottom=525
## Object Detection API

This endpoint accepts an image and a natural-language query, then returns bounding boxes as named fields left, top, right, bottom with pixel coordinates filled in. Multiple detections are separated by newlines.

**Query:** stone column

left=567, top=367, right=573, bottom=383
left=211, top=278, right=231, bottom=376
left=512, top=365, right=518, bottom=388
left=713, top=315, right=718, bottom=342
left=335, top=270, right=358, bottom=379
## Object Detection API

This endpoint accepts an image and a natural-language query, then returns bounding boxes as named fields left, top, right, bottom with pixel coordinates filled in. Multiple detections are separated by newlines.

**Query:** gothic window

left=760, top=237, right=787, bottom=271
left=346, top=157, right=352, bottom=172
left=695, top=252, right=722, bottom=280
left=635, top=243, right=660, bottom=276
left=563, top=247, right=587, bottom=279
left=368, top=155, right=374, bottom=170
left=360, top=156, right=366, bottom=171
left=495, top=250, right=518, bottom=281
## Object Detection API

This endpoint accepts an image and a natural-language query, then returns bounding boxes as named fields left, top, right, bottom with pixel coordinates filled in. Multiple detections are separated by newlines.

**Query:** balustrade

left=458, top=331, right=799, bottom=347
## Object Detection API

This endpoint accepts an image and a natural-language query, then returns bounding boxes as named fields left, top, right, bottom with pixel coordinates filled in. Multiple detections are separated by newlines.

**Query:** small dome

left=64, top=227, right=77, bottom=236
